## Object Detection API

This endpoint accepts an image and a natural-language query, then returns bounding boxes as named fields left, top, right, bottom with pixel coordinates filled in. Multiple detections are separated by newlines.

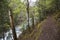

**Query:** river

left=0, top=18, right=38, bottom=40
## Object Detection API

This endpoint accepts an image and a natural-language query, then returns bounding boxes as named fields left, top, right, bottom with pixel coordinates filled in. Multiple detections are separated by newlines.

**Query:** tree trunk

left=9, top=9, right=17, bottom=40
left=31, top=13, right=34, bottom=28
left=32, top=16, right=34, bottom=28
left=26, top=0, right=30, bottom=30
left=3, top=32, right=5, bottom=40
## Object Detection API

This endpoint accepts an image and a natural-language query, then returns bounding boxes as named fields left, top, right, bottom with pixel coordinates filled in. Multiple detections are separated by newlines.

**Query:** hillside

left=18, top=13, right=60, bottom=40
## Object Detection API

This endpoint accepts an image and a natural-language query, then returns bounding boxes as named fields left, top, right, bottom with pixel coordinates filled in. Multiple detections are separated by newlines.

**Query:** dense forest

left=0, top=0, right=60, bottom=40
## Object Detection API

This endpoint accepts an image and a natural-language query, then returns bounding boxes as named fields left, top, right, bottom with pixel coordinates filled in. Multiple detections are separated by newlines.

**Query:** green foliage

left=36, top=0, right=57, bottom=22
left=8, top=0, right=27, bottom=25
left=0, top=0, right=10, bottom=33
left=0, top=0, right=60, bottom=35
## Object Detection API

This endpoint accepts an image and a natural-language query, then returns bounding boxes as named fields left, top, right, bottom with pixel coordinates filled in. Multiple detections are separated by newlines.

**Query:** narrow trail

left=18, top=15, right=60, bottom=40
left=38, top=16, right=59, bottom=40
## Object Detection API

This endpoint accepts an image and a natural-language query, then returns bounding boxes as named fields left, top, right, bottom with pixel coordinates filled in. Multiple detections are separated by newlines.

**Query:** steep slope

left=18, top=13, right=60, bottom=40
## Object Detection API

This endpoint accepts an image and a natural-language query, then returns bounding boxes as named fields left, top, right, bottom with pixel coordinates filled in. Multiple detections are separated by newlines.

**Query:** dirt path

left=38, top=16, right=59, bottom=40
left=18, top=16, right=60, bottom=40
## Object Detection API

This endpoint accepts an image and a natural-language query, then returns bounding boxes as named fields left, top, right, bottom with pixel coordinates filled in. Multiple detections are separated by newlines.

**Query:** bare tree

left=9, top=8, right=17, bottom=40
left=26, top=0, right=30, bottom=29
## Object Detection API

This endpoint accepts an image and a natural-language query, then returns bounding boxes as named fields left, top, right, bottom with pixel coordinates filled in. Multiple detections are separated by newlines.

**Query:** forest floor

left=18, top=13, right=60, bottom=40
